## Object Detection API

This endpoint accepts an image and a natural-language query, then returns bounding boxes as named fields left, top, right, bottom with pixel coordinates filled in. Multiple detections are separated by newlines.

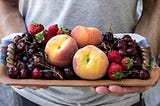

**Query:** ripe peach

left=70, top=26, right=103, bottom=48
left=73, top=45, right=109, bottom=80
left=45, top=34, right=78, bottom=67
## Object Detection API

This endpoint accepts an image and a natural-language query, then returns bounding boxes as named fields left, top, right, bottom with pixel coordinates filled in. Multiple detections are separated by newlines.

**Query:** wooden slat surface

left=0, top=64, right=159, bottom=87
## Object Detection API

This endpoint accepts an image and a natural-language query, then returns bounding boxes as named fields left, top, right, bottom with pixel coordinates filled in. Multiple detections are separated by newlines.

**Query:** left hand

left=14, top=85, right=48, bottom=90
left=91, top=85, right=151, bottom=96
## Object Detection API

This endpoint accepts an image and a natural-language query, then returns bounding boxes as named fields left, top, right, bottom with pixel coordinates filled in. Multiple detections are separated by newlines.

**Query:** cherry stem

left=38, top=63, right=63, bottom=80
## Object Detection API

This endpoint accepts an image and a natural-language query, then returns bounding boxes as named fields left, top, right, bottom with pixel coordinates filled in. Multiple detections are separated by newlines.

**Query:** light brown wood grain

left=0, top=64, right=159, bottom=87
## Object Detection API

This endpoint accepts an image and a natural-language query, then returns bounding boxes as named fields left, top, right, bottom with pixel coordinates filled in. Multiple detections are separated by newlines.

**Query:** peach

left=73, top=45, right=109, bottom=80
left=45, top=34, right=78, bottom=67
left=70, top=26, right=103, bottom=48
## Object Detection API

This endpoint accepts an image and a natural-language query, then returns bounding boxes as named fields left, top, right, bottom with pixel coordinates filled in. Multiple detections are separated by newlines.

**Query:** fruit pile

left=98, top=32, right=150, bottom=80
left=6, top=22, right=151, bottom=80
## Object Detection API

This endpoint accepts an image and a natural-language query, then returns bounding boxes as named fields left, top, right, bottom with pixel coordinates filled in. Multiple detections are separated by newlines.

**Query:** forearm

left=0, top=0, right=26, bottom=39
left=134, top=0, right=160, bottom=61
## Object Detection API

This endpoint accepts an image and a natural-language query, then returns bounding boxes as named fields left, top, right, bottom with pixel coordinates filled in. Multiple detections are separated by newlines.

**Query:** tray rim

left=0, top=64, right=159, bottom=87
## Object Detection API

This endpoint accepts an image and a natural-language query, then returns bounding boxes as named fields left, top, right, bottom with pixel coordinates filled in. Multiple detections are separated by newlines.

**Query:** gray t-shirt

left=15, top=0, right=141, bottom=106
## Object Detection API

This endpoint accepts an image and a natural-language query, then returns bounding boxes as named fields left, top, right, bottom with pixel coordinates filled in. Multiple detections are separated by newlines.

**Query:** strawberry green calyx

left=126, top=58, right=133, bottom=69
left=35, top=30, right=46, bottom=43
left=121, top=57, right=134, bottom=70
left=112, top=72, right=124, bottom=80
left=61, top=27, right=71, bottom=34
left=32, top=21, right=42, bottom=26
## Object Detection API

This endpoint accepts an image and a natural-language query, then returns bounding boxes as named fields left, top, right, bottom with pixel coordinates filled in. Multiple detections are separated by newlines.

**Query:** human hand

left=14, top=85, right=48, bottom=90
left=91, top=85, right=151, bottom=96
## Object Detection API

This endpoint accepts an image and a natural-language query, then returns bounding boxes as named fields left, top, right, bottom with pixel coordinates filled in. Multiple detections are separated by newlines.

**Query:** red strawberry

left=57, top=30, right=63, bottom=35
left=56, top=27, right=71, bottom=35
left=108, top=62, right=124, bottom=80
left=42, top=30, right=54, bottom=44
left=108, top=50, right=121, bottom=63
left=48, top=24, right=59, bottom=36
left=121, top=57, right=133, bottom=70
left=29, top=22, right=44, bottom=35
left=35, top=30, right=53, bottom=45
left=35, top=30, right=46, bottom=44
left=32, top=68, right=43, bottom=79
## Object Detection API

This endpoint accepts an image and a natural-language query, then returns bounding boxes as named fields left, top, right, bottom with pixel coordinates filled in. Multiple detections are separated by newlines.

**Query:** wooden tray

left=0, top=64, right=159, bottom=87
left=0, top=33, right=159, bottom=87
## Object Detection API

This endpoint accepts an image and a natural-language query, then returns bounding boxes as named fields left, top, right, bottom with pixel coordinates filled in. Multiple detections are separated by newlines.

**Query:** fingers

left=108, top=85, right=151, bottom=94
left=91, top=86, right=123, bottom=96
left=91, top=85, right=151, bottom=96
left=92, top=86, right=109, bottom=94
left=14, top=85, right=27, bottom=89
left=28, top=86, right=48, bottom=90
left=14, top=85, right=48, bottom=90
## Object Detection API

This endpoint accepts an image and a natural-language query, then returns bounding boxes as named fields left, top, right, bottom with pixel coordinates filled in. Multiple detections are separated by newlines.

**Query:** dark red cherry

left=128, top=40, right=138, bottom=48
left=122, top=35, right=132, bottom=42
left=118, top=48, right=127, bottom=57
left=20, top=69, right=30, bottom=79
left=8, top=67, right=19, bottom=78
left=139, top=69, right=150, bottom=80
left=32, top=68, right=43, bottom=79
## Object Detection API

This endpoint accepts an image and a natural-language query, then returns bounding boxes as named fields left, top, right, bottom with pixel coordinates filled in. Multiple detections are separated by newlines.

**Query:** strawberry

left=35, top=30, right=53, bottom=45
left=42, top=30, right=54, bottom=44
left=121, top=57, right=133, bottom=70
left=57, top=30, right=63, bottom=35
left=48, top=24, right=59, bottom=36
left=57, top=27, right=71, bottom=35
left=108, top=50, right=121, bottom=63
left=29, top=22, right=44, bottom=35
left=108, top=62, right=124, bottom=80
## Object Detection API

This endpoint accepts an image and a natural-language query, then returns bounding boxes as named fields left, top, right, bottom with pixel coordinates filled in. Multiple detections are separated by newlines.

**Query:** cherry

left=43, top=71, right=53, bottom=79
left=139, top=69, right=150, bottom=80
left=20, top=69, right=30, bottom=79
left=33, top=56, right=46, bottom=66
left=16, top=42, right=26, bottom=51
left=117, top=40, right=127, bottom=49
left=8, top=67, right=19, bottom=78
left=122, top=35, right=132, bottom=42
left=118, top=48, right=127, bottom=57
left=22, top=56, right=29, bottom=62
left=32, top=68, right=43, bottom=79
left=14, top=55, right=21, bottom=61
left=22, top=32, right=33, bottom=42
left=128, top=40, right=138, bottom=48
left=16, top=61, right=26, bottom=70
left=126, top=47, right=138, bottom=57
left=128, top=71, right=139, bottom=79
left=103, top=32, right=114, bottom=43
left=52, top=69, right=64, bottom=80
left=133, top=57, right=142, bottom=69
left=28, top=48, right=35, bottom=56
left=27, top=63, right=35, bottom=72
left=64, top=67, right=76, bottom=79
left=14, top=35, right=22, bottom=43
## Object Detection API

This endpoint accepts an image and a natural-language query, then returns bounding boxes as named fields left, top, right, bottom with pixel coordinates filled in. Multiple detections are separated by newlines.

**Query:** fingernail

left=96, top=87, right=108, bottom=94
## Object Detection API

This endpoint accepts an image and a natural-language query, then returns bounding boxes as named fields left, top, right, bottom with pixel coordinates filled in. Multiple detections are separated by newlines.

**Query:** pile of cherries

left=7, top=32, right=77, bottom=80
left=98, top=32, right=150, bottom=79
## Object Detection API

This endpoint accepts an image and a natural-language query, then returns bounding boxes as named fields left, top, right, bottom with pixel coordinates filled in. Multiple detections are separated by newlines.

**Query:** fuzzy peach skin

left=73, top=45, right=109, bottom=80
left=70, top=26, right=103, bottom=48
left=45, top=34, right=78, bottom=67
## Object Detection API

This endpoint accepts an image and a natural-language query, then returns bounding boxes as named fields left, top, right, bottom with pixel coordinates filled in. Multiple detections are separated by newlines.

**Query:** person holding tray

left=0, top=0, right=160, bottom=106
